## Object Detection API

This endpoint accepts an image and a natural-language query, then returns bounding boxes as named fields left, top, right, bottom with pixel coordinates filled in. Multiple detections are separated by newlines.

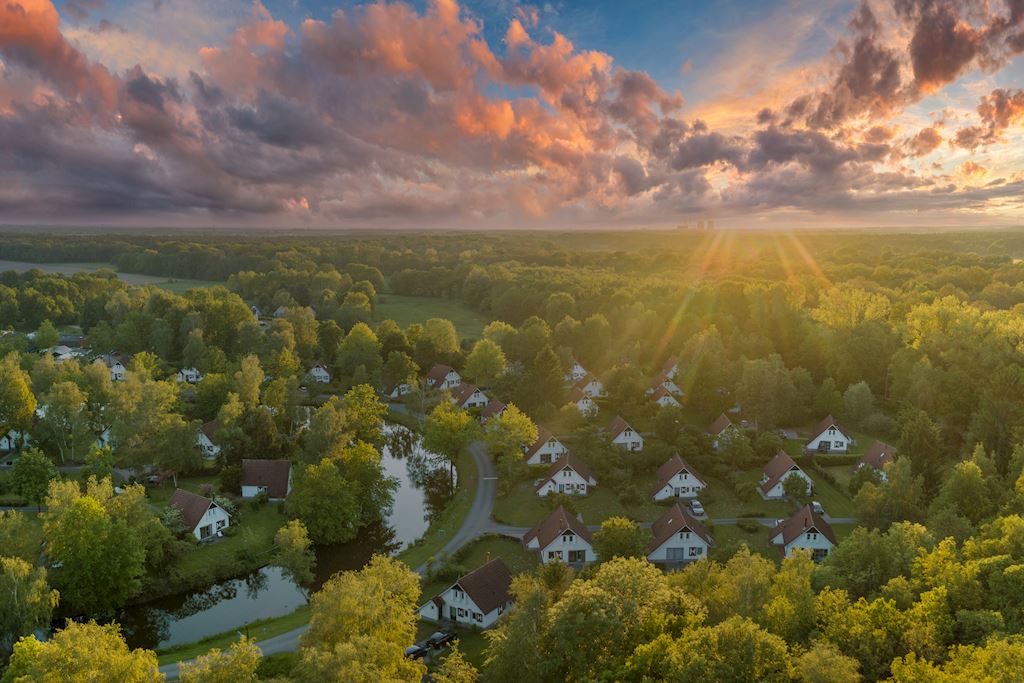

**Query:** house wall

left=197, top=433, right=220, bottom=459
left=761, top=470, right=813, bottom=500
left=537, top=469, right=592, bottom=496
left=647, top=531, right=710, bottom=564
left=656, top=395, right=681, bottom=408
left=574, top=398, right=595, bottom=415
left=613, top=430, right=644, bottom=452
left=539, top=533, right=595, bottom=565
left=309, top=368, right=331, bottom=383
left=420, top=588, right=508, bottom=628
left=806, top=427, right=853, bottom=453
left=461, top=391, right=489, bottom=409
left=190, top=506, right=230, bottom=541
left=525, top=438, right=568, bottom=465
left=780, top=533, right=834, bottom=559
left=652, top=472, right=706, bottom=501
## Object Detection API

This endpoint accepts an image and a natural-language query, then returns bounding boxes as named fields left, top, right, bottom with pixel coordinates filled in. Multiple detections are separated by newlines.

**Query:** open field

left=0, top=259, right=220, bottom=290
left=375, top=294, right=490, bottom=339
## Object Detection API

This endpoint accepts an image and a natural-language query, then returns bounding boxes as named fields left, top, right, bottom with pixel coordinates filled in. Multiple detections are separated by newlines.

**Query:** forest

left=1, top=228, right=1024, bottom=682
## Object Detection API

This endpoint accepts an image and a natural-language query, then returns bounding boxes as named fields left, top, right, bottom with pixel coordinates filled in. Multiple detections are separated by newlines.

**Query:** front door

left=449, top=606, right=457, bottom=620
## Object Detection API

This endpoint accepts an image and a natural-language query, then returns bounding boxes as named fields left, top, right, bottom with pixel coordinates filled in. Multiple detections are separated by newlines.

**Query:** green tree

left=302, top=396, right=351, bottom=464
left=275, top=520, right=316, bottom=590
left=0, top=511, right=40, bottom=563
left=0, top=557, right=58, bottom=658
left=434, top=644, right=479, bottom=683
left=424, top=400, right=478, bottom=487
left=737, top=354, right=796, bottom=430
left=10, top=449, right=57, bottom=509
left=342, top=384, right=387, bottom=446
left=381, top=351, right=419, bottom=390
left=843, top=381, right=875, bottom=426
left=179, top=637, right=261, bottom=683
left=288, top=460, right=361, bottom=545
left=335, top=323, right=383, bottom=385
left=34, top=320, right=59, bottom=349
left=483, top=404, right=537, bottom=492
left=592, top=517, right=651, bottom=562
left=0, top=352, right=36, bottom=449
left=794, top=640, right=863, bottom=682
left=35, top=381, right=93, bottom=463
left=464, top=338, right=506, bottom=387
left=898, top=407, right=945, bottom=493
left=784, top=472, right=811, bottom=501
left=483, top=576, right=552, bottom=683
left=664, top=617, right=792, bottom=682
left=233, top=354, right=264, bottom=410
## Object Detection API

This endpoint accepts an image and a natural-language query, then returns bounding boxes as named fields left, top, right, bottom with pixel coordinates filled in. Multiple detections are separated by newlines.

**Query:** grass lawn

left=820, top=464, right=854, bottom=492
left=810, top=476, right=857, bottom=518
left=375, top=294, right=490, bottom=339
left=701, top=472, right=794, bottom=519
left=491, top=476, right=665, bottom=529
left=709, top=522, right=776, bottom=562
left=830, top=523, right=857, bottom=543
left=146, top=475, right=221, bottom=507
left=399, top=449, right=477, bottom=570
left=174, top=505, right=286, bottom=577
left=156, top=605, right=310, bottom=665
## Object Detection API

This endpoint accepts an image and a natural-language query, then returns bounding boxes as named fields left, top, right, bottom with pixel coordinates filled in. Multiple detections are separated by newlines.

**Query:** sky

left=1, top=0, right=1024, bottom=229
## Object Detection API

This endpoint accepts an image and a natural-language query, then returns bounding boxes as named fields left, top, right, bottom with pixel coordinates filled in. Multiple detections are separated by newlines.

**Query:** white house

left=607, top=416, right=643, bottom=452
left=170, top=489, right=230, bottom=541
left=651, top=455, right=707, bottom=501
left=425, top=364, right=462, bottom=391
left=769, top=505, right=837, bottom=561
left=706, top=413, right=738, bottom=451
left=573, top=373, right=606, bottom=398
left=307, top=364, right=332, bottom=384
left=419, top=559, right=513, bottom=629
left=44, top=345, right=78, bottom=364
left=177, top=367, right=203, bottom=384
left=93, top=427, right=112, bottom=451
left=240, top=459, right=292, bottom=500
left=759, top=451, right=813, bottom=500
left=273, top=305, right=289, bottom=318
left=480, top=399, right=507, bottom=422
left=250, top=304, right=262, bottom=319
left=650, top=386, right=681, bottom=408
left=646, top=371, right=682, bottom=397
left=523, top=507, right=595, bottom=567
left=0, top=430, right=26, bottom=452
left=565, top=359, right=588, bottom=383
left=524, top=427, right=568, bottom=466
left=567, top=387, right=596, bottom=415
left=95, top=352, right=130, bottom=382
left=661, top=355, right=680, bottom=379
left=646, top=503, right=714, bottom=566
left=450, top=383, right=489, bottom=410
left=805, top=415, right=855, bottom=454
left=384, top=381, right=413, bottom=400
left=197, top=421, right=221, bottom=460
left=855, top=441, right=896, bottom=482
left=535, top=452, right=598, bottom=496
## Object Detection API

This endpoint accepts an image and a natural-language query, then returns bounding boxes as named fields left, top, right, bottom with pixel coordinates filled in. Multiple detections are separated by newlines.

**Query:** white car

left=690, top=500, right=705, bottom=516
left=811, top=501, right=824, bottom=515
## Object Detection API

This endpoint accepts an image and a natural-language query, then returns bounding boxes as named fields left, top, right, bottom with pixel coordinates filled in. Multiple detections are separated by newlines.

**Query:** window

left=562, top=469, right=571, bottom=477
left=568, top=550, right=586, bottom=563
left=548, top=550, right=563, bottom=560
left=807, top=532, right=818, bottom=541
left=540, top=453, right=551, bottom=464
left=216, top=519, right=226, bottom=530
left=689, top=546, right=703, bottom=557
left=679, top=531, right=690, bottom=540
left=673, top=487, right=680, bottom=497
left=834, top=441, right=844, bottom=448
left=562, top=532, right=575, bottom=543
left=665, top=547, right=685, bottom=561
left=199, top=525, right=212, bottom=539
left=474, top=612, right=483, bottom=623
left=453, top=588, right=464, bottom=601
left=458, top=608, right=466, bottom=618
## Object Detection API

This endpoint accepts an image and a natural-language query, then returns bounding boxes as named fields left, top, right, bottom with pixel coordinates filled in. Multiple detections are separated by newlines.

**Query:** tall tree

left=275, top=520, right=316, bottom=592
left=287, top=460, right=361, bottom=545
left=10, top=449, right=57, bottom=510
left=483, top=404, right=537, bottom=491
left=592, top=517, right=651, bottom=562
left=464, top=338, right=506, bottom=387
left=179, top=637, right=261, bottom=683
left=423, top=400, right=478, bottom=486
left=0, top=557, right=58, bottom=659
left=35, top=381, right=93, bottom=464
left=342, top=384, right=387, bottom=446
left=0, top=352, right=36, bottom=449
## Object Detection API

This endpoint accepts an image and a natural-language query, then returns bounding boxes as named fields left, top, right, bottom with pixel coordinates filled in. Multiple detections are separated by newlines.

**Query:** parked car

left=427, top=630, right=457, bottom=649
left=811, top=501, right=824, bottom=515
left=690, top=500, right=705, bottom=516
left=404, top=644, right=429, bottom=660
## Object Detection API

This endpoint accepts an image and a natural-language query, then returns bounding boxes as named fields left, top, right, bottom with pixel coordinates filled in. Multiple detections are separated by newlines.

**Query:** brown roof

left=661, top=355, right=679, bottom=372
left=480, top=399, right=507, bottom=420
left=573, top=373, right=599, bottom=391
left=760, top=451, right=805, bottom=495
left=452, top=558, right=513, bottom=614
left=241, top=459, right=292, bottom=498
left=199, top=420, right=221, bottom=442
left=769, top=505, right=836, bottom=546
left=568, top=386, right=590, bottom=404
left=524, top=427, right=557, bottom=458
left=706, top=413, right=733, bottom=436
left=522, top=506, right=593, bottom=551
left=858, top=441, right=895, bottom=471
left=650, top=386, right=677, bottom=403
left=606, top=416, right=633, bottom=439
left=450, top=382, right=481, bottom=405
left=648, top=503, right=714, bottom=552
left=170, top=489, right=223, bottom=531
left=808, top=415, right=853, bottom=443
left=425, top=364, right=455, bottom=387
left=96, top=351, right=132, bottom=368
left=652, top=455, right=706, bottom=496
left=536, top=452, right=597, bottom=491
left=649, top=371, right=672, bottom=390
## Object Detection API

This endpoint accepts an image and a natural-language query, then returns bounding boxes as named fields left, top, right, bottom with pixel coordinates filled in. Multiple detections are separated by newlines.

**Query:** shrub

left=257, top=652, right=299, bottom=679
left=737, top=519, right=761, bottom=533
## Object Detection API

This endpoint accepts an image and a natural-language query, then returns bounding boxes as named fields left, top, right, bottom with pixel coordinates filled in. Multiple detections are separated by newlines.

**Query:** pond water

left=118, top=425, right=454, bottom=650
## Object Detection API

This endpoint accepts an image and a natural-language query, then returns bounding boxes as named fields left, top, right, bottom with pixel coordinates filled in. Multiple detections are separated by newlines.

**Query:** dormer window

left=562, top=532, right=575, bottom=543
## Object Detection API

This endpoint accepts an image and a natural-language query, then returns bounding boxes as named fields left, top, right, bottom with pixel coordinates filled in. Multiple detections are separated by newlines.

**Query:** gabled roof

left=450, top=382, right=483, bottom=406
left=536, top=452, right=597, bottom=491
left=310, top=363, right=330, bottom=372
left=170, top=489, right=224, bottom=531
left=652, top=455, right=706, bottom=496
left=425, top=364, right=456, bottom=386
left=858, top=441, right=895, bottom=471
left=199, top=420, right=221, bottom=442
left=606, top=416, right=635, bottom=439
left=760, top=451, right=806, bottom=495
left=769, top=505, right=836, bottom=546
left=241, top=459, right=292, bottom=498
left=648, top=503, right=714, bottom=552
left=661, top=355, right=679, bottom=372
left=96, top=351, right=131, bottom=368
left=524, top=427, right=558, bottom=458
left=480, top=399, right=507, bottom=420
left=649, top=371, right=673, bottom=390
left=451, top=559, right=513, bottom=614
left=573, top=372, right=600, bottom=390
left=567, top=386, right=591, bottom=404
left=522, top=506, right=593, bottom=550
left=807, top=415, right=853, bottom=443
left=706, top=413, right=734, bottom=436
left=650, top=386, right=678, bottom=403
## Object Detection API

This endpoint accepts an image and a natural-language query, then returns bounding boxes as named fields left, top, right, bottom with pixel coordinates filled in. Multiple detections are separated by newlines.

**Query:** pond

left=118, top=425, right=454, bottom=651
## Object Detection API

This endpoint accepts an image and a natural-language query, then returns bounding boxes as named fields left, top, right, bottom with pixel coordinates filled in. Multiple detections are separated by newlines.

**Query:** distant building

left=177, top=367, right=203, bottom=384
left=805, top=415, right=855, bottom=454
left=197, top=421, right=222, bottom=460
left=535, top=452, right=598, bottom=497
left=425, top=364, right=461, bottom=391
left=855, top=441, right=896, bottom=481
left=94, top=352, right=131, bottom=382
left=307, top=363, right=332, bottom=384
left=607, top=416, right=643, bottom=452
left=449, top=383, right=489, bottom=410
left=651, top=455, right=707, bottom=501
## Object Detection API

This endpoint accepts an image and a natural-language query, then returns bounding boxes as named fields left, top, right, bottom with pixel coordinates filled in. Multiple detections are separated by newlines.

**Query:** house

left=449, top=383, right=489, bottom=410
left=564, top=359, right=588, bottom=383
left=307, top=364, right=332, bottom=384
left=94, top=352, right=131, bottom=381
left=273, top=305, right=289, bottom=318
left=646, top=371, right=682, bottom=397
left=769, top=505, right=837, bottom=561
left=573, top=373, right=606, bottom=398
left=651, top=455, right=707, bottom=501
left=535, top=452, right=598, bottom=497
left=418, top=558, right=514, bottom=628
left=44, top=345, right=78, bottom=363
left=170, top=489, right=231, bottom=541
left=425, top=364, right=461, bottom=391
left=0, top=430, right=25, bottom=452
left=650, top=386, right=681, bottom=408
left=523, top=506, right=595, bottom=566
left=250, top=304, right=261, bottom=319
left=384, top=381, right=413, bottom=400
left=805, top=415, right=855, bottom=454
left=759, top=451, right=813, bottom=500
left=661, top=355, right=681, bottom=379
left=241, top=459, right=292, bottom=500
left=855, top=441, right=896, bottom=481
left=706, top=413, right=738, bottom=451
left=480, top=399, right=507, bottom=422
left=607, top=416, right=643, bottom=452
left=646, top=503, right=714, bottom=566
left=524, top=427, right=568, bottom=465
left=177, top=367, right=203, bottom=384
left=197, top=421, right=222, bottom=460
left=567, top=387, right=596, bottom=415
left=94, top=427, right=112, bottom=451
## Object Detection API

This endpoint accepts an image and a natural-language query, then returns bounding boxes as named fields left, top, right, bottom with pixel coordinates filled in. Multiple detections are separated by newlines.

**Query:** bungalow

left=759, top=451, right=813, bottom=500
left=646, top=371, right=682, bottom=397
left=523, top=506, right=595, bottom=567
left=769, top=505, right=837, bottom=561
left=651, top=455, right=707, bottom=501
left=197, top=421, right=222, bottom=460
left=855, top=441, right=896, bottom=481
left=425, top=364, right=462, bottom=391
left=241, top=459, right=292, bottom=500
left=650, top=386, right=681, bottom=408
left=479, top=399, right=507, bottom=422
left=535, top=452, right=598, bottom=497
left=607, top=416, right=643, bottom=452
left=661, top=355, right=681, bottom=379
left=94, top=352, right=131, bottom=382
left=805, top=415, right=855, bottom=454
left=567, top=387, right=596, bottom=415
left=450, top=383, right=489, bottom=410
left=170, top=489, right=231, bottom=541
left=418, top=558, right=514, bottom=629
left=573, top=373, right=606, bottom=398
left=647, top=503, right=714, bottom=566
left=384, top=381, right=413, bottom=400
left=307, top=364, right=332, bottom=384
left=706, top=413, right=738, bottom=451
left=0, top=430, right=26, bottom=453
left=565, top=359, right=589, bottom=383
left=177, top=367, right=203, bottom=384
left=524, top=427, right=568, bottom=465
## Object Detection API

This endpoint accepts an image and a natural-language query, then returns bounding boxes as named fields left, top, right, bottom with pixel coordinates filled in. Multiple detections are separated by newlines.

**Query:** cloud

left=955, top=88, right=1024, bottom=148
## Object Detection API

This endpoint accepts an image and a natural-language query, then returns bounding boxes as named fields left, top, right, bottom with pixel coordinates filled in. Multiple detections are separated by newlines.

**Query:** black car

left=404, top=644, right=429, bottom=660
left=427, top=630, right=456, bottom=649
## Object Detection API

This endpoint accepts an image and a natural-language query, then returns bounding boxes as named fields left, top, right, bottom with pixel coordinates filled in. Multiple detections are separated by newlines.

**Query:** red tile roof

left=568, top=386, right=590, bottom=404
left=241, top=459, right=292, bottom=498
left=661, top=355, right=679, bottom=372
left=647, top=503, right=714, bottom=552
left=769, top=505, right=836, bottom=546
left=199, top=420, right=221, bottom=442
left=536, top=452, right=597, bottom=492
left=650, top=386, right=677, bottom=403
left=573, top=373, right=600, bottom=391
left=760, top=451, right=806, bottom=495
left=651, top=455, right=706, bottom=496
left=522, top=506, right=593, bottom=550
